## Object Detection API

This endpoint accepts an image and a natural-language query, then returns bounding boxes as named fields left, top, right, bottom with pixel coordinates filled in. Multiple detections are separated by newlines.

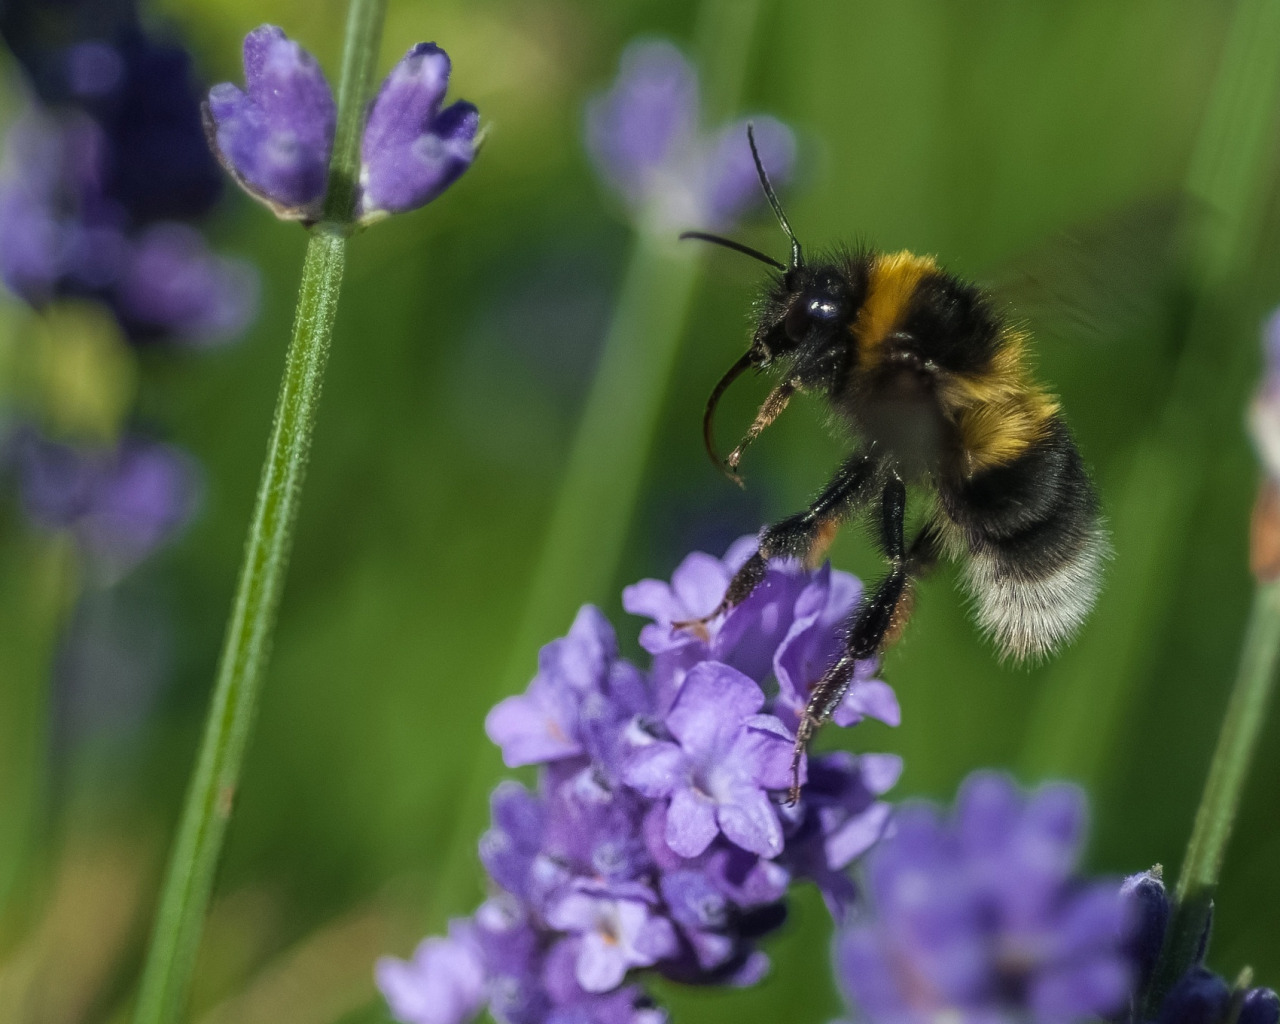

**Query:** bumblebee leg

left=674, top=452, right=878, bottom=632
left=788, top=474, right=907, bottom=804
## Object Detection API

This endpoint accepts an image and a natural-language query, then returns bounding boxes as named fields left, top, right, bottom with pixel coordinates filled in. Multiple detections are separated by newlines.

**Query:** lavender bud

left=357, top=43, right=479, bottom=221
left=204, top=25, right=335, bottom=220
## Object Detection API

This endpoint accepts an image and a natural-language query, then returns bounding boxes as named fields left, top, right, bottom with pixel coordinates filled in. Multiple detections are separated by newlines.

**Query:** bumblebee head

left=682, top=125, right=862, bottom=481
left=751, top=264, right=862, bottom=366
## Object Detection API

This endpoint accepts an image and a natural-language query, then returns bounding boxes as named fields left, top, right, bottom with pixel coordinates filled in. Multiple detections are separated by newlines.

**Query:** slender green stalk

left=1144, top=579, right=1280, bottom=1013
left=132, top=2, right=385, bottom=1020
left=0, top=536, right=75, bottom=933
left=505, top=232, right=700, bottom=665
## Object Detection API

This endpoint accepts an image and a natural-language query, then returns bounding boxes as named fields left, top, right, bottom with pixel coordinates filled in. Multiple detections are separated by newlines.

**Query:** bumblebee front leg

left=674, top=452, right=879, bottom=632
left=788, top=474, right=910, bottom=804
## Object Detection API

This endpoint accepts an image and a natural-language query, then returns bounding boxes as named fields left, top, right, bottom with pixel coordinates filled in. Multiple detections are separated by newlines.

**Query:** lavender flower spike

left=204, top=25, right=335, bottom=220
left=834, top=771, right=1134, bottom=1024
left=358, top=43, right=480, bottom=222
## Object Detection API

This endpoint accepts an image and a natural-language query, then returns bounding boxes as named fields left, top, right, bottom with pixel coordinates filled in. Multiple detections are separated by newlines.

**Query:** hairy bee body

left=751, top=248, right=1106, bottom=661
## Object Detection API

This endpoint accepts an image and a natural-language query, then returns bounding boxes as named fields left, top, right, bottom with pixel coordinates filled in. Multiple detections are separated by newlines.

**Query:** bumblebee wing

left=940, top=417, right=1110, bottom=662
left=981, top=196, right=1191, bottom=348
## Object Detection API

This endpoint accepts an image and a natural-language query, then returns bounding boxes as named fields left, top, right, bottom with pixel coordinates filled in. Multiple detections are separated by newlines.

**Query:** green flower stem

left=506, top=231, right=700, bottom=666
left=0, top=536, right=75, bottom=930
left=1145, top=578, right=1280, bottom=1013
left=131, top=1, right=385, bottom=1021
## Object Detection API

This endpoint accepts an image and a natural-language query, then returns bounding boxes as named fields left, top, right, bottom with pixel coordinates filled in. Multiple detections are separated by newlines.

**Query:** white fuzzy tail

left=962, top=526, right=1109, bottom=662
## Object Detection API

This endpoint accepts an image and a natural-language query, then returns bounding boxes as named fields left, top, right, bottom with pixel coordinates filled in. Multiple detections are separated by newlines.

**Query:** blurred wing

left=981, top=196, right=1194, bottom=346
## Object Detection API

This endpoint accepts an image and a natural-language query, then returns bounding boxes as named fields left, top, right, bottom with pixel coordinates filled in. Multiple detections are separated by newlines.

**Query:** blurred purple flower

left=358, top=43, right=480, bottom=220
left=72, top=30, right=224, bottom=223
left=834, top=771, right=1133, bottom=1024
left=377, top=921, right=487, bottom=1024
left=585, top=39, right=795, bottom=232
left=115, top=222, right=257, bottom=344
left=204, top=25, right=335, bottom=220
left=380, top=540, right=898, bottom=1024
left=12, top=428, right=197, bottom=578
left=0, top=108, right=256, bottom=346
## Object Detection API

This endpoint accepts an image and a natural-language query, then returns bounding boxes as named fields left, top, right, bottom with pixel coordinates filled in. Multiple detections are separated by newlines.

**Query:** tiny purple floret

left=358, top=43, right=479, bottom=219
left=205, top=25, right=335, bottom=219
left=377, top=920, right=486, bottom=1024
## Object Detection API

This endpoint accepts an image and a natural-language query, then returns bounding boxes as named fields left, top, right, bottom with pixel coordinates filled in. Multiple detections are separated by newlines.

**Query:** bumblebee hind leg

left=673, top=452, right=879, bottom=632
left=788, top=475, right=933, bottom=804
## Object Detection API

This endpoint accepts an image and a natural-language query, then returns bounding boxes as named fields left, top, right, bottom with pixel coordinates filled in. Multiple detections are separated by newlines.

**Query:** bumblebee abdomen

left=939, top=416, right=1106, bottom=660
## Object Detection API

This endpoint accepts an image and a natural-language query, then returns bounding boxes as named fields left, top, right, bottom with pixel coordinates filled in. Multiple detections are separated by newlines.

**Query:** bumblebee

left=680, top=128, right=1107, bottom=802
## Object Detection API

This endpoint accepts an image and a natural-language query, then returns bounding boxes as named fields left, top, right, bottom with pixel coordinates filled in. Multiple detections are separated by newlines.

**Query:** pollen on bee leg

left=883, top=583, right=916, bottom=648
left=726, top=380, right=797, bottom=476
left=671, top=615, right=713, bottom=643
left=804, top=518, right=841, bottom=569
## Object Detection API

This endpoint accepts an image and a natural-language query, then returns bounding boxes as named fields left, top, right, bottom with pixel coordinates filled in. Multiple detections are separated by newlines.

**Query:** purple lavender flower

left=0, top=108, right=256, bottom=346
left=377, top=920, right=487, bottom=1024
left=204, top=25, right=335, bottom=221
left=115, top=222, right=257, bottom=343
left=623, top=538, right=897, bottom=729
left=1118, top=868, right=1278, bottom=1024
left=546, top=889, right=678, bottom=992
left=206, top=28, right=478, bottom=222
left=12, top=428, right=197, bottom=578
left=585, top=39, right=795, bottom=232
left=380, top=543, right=899, bottom=1023
left=621, top=661, right=792, bottom=858
left=834, top=771, right=1133, bottom=1024
left=357, top=43, right=480, bottom=221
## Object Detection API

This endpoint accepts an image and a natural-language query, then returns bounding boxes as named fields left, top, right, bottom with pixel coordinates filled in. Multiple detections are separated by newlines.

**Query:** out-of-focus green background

left=2, top=0, right=1279, bottom=1021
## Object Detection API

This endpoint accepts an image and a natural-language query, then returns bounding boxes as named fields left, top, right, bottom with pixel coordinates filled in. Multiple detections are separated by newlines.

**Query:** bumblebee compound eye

left=785, top=278, right=851, bottom=342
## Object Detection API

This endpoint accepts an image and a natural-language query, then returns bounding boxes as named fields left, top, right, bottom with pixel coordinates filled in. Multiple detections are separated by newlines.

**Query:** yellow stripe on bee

left=852, top=250, right=938, bottom=367
left=941, top=327, right=1060, bottom=474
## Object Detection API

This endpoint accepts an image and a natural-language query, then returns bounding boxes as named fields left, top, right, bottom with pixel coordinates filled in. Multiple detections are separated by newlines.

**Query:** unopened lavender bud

left=1121, top=867, right=1171, bottom=989
left=356, top=43, right=479, bottom=221
left=1241, top=987, right=1280, bottom=1024
left=1158, top=968, right=1232, bottom=1024
left=204, top=25, right=335, bottom=220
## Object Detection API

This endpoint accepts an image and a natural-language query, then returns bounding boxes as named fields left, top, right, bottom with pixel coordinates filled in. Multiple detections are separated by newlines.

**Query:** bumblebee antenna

left=747, top=123, right=803, bottom=269
left=679, top=231, right=786, bottom=271
left=703, top=351, right=757, bottom=485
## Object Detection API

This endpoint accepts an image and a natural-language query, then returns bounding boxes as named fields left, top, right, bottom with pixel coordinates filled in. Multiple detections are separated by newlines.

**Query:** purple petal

left=665, top=662, right=762, bottom=754
left=621, top=740, right=686, bottom=797
left=585, top=39, right=699, bottom=205
left=485, top=683, right=582, bottom=767
left=736, top=714, right=795, bottom=792
left=206, top=25, right=335, bottom=217
left=576, top=931, right=629, bottom=993
left=115, top=222, right=257, bottom=345
left=701, top=116, right=795, bottom=231
left=377, top=921, right=486, bottom=1024
left=358, top=43, right=479, bottom=217
left=831, top=673, right=899, bottom=727
left=666, top=786, right=718, bottom=858
left=716, top=785, right=783, bottom=857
